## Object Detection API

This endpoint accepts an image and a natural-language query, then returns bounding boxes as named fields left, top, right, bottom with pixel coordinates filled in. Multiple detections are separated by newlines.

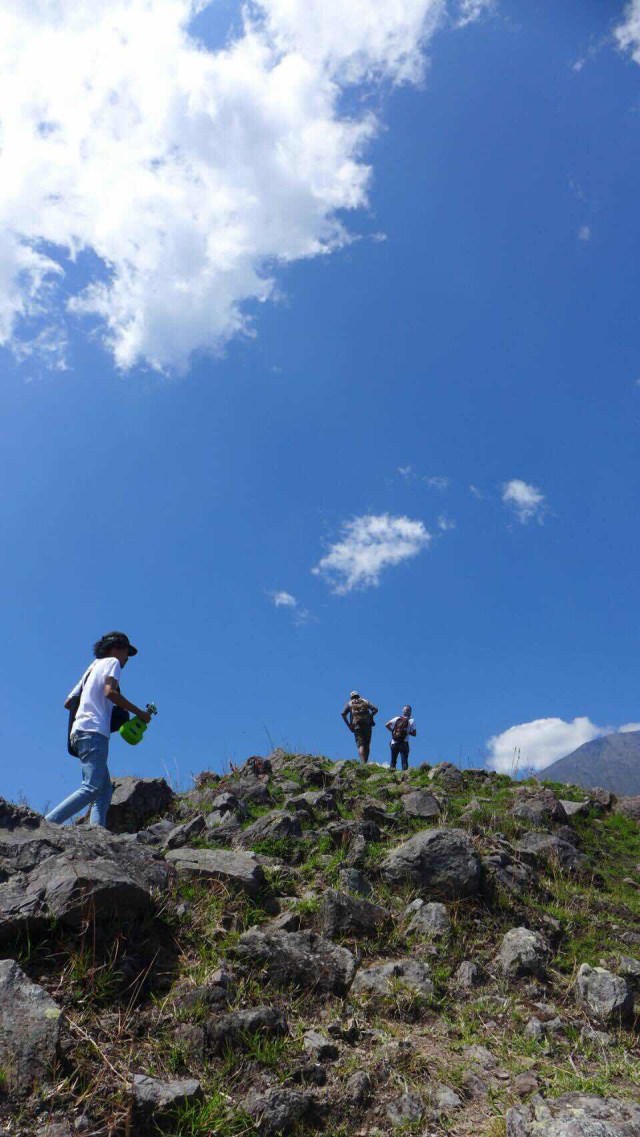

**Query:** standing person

left=46, top=632, right=151, bottom=828
left=385, top=705, right=417, bottom=772
left=341, top=691, right=378, bottom=764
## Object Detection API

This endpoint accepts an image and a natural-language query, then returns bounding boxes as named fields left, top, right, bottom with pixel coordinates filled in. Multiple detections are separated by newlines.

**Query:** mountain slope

left=543, top=730, right=640, bottom=794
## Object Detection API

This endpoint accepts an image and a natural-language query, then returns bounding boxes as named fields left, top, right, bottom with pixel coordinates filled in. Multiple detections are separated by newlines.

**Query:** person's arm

left=409, top=719, right=417, bottom=737
left=105, top=678, right=151, bottom=723
left=341, top=706, right=354, bottom=732
left=385, top=719, right=394, bottom=732
left=64, top=676, right=83, bottom=710
left=369, top=702, right=378, bottom=722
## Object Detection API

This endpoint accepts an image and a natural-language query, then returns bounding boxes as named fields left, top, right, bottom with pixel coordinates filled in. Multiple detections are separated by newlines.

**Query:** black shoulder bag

left=67, top=666, right=130, bottom=756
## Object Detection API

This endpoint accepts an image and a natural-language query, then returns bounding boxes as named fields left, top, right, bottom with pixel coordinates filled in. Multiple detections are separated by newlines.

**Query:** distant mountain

left=543, top=731, right=640, bottom=795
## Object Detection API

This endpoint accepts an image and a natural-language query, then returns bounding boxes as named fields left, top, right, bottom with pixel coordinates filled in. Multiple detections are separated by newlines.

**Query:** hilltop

left=543, top=731, right=640, bottom=796
left=2, top=753, right=640, bottom=1137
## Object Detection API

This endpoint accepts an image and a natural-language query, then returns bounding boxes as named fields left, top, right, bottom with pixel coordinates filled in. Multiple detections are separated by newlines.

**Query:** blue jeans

left=46, top=731, right=113, bottom=828
left=390, top=741, right=410, bottom=771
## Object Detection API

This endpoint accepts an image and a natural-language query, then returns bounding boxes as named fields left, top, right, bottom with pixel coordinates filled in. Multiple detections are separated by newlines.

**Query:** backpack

left=392, top=715, right=410, bottom=742
left=67, top=665, right=130, bottom=756
left=350, top=698, right=372, bottom=729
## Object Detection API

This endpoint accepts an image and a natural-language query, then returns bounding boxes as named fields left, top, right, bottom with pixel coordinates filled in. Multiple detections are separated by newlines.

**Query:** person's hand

left=139, top=710, right=152, bottom=724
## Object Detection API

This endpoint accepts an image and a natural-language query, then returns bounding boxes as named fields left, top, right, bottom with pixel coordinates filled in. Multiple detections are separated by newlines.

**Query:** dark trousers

left=390, top=741, right=409, bottom=771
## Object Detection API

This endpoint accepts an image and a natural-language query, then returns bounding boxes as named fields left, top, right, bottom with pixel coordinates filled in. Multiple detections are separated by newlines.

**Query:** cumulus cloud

left=486, top=715, right=640, bottom=774
left=616, top=0, right=640, bottom=64
left=502, top=479, right=547, bottom=525
left=0, top=0, right=491, bottom=372
left=312, top=513, right=431, bottom=594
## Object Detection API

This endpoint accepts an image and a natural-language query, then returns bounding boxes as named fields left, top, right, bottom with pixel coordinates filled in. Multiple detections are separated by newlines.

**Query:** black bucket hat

left=101, top=631, right=138, bottom=657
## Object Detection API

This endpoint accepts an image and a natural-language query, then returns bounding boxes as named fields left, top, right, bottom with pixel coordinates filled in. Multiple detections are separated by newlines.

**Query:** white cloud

left=312, top=512, right=431, bottom=594
left=437, top=515, right=455, bottom=531
left=425, top=475, right=450, bottom=490
left=616, top=0, right=640, bottom=64
left=486, top=716, right=606, bottom=774
left=487, top=715, right=640, bottom=774
left=469, top=483, right=483, bottom=499
left=0, top=0, right=492, bottom=373
left=455, top=0, right=494, bottom=28
left=578, top=225, right=591, bottom=242
left=501, top=479, right=547, bottom=525
left=398, top=465, right=414, bottom=478
left=271, top=590, right=297, bottom=607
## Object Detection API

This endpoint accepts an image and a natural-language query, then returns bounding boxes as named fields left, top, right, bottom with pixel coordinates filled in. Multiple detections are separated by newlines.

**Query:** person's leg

left=390, top=742, right=399, bottom=770
left=46, top=733, right=109, bottom=825
left=360, top=732, right=371, bottom=763
left=88, top=751, right=113, bottom=827
left=401, top=743, right=409, bottom=772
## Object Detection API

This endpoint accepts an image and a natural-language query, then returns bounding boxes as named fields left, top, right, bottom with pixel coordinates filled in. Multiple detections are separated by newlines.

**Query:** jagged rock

left=560, top=799, right=590, bottom=818
left=268, top=910, right=301, bottom=933
left=137, top=818, right=176, bottom=846
left=434, top=1084, right=463, bottom=1110
left=386, top=1092, right=424, bottom=1126
left=107, top=777, right=174, bottom=833
left=516, top=832, right=588, bottom=871
left=337, top=867, right=372, bottom=896
left=165, top=848, right=266, bottom=897
left=524, top=1017, right=544, bottom=1040
left=319, top=889, right=390, bottom=939
left=208, top=1006, right=288, bottom=1052
left=454, top=960, right=481, bottom=989
left=326, top=819, right=382, bottom=847
left=352, top=958, right=433, bottom=1000
left=284, top=790, right=338, bottom=817
left=428, top=763, right=464, bottom=790
left=575, top=964, right=634, bottom=1025
left=462, top=1069, right=489, bottom=1097
left=615, top=796, right=640, bottom=822
left=513, top=1073, right=539, bottom=1098
left=210, top=792, right=247, bottom=818
left=235, top=928, right=356, bottom=994
left=131, top=1074, right=202, bottom=1118
left=406, top=900, right=451, bottom=938
left=357, top=797, right=398, bottom=826
left=618, top=955, right=640, bottom=983
left=163, top=815, right=206, bottom=850
left=0, top=960, right=61, bottom=1093
left=171, top=980, right=231, bottom=1014
left=401, top=790, right=441, bottom=820
left=507, top=1093, right=640, bottom=1136
left=345, top=1070, right=371, bottom=1106
left=245, top=1086, right=316, bottom=1135
left=511, top=789, right=567, bottom=827
left=380, top=827, right=481, bottom=898
left=204, top=812, right=242, bottom=842
left=482, top=852, right=533, bottom=895
left=303, top=1030, right=339, bottom=1060
left=232, top=778, right=273, bottom=807
left=236, top=811, right=302, bottom=849
left=498, top=928, right=550, bottom=979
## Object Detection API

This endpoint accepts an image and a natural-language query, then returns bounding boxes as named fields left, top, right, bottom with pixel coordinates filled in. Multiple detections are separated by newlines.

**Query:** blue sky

left=1, top=0, right=639, bottom=811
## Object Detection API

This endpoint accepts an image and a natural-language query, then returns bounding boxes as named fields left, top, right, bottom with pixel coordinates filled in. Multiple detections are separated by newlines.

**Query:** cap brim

left=127, top=645, right=138, bottom=656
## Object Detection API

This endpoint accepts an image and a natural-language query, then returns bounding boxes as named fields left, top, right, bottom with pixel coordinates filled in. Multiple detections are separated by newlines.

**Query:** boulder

left=511, top=789, right=567, bottom=827
left=344, top=1070, right=371, bottom=1106
left=319, top=889, right=390, bottom=939
left=0, top=960, right=61, bottom=1093
left=235, top=928, right=356, bottom=995
left=336, top=868, right=372, bottom=897
left=164, top=848, right=265, bottom=897
left=352, top=958, right=433, bottom=1000
left=575, top=964, right=634, bottom=1025
left=401, top=790, right=441, bottom=820
left=284, top=790, right=338, bottom=817
left=380, top=827, right=481, bottom=898
left=132, top=1074, right=202, bottom=1119
left=618, top=955, right=640, bottom=984
left=482, top=852, right=533, bottom=896
left=497, top=928, right=550, bottom=979
left=507, top=1093, right=640, bottom=1137
left=245, top=1087, right=316, bottom=1135
left=236, top=811, right=302, bottom=849
left=428, top=763, right=465, bottom=790
left=208, top=1006, right=288, bottom=1053
left=163, top=816, right=206, bottom=850
left=515, top=832, right=588, bottom=872
left=615, top=796, right=640, bottom=822
left=406, top=900, right=451, bottom=939
left=107, top=777, right=174, bottom=833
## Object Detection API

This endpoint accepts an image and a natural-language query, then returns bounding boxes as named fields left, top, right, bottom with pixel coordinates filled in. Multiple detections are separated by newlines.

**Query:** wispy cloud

left=0, top=0, right=492, bottom=373
left=468, top=484, right=483, bottom=499
left=271, top=591, right=298, bottom=608
left=501, top=479, right=547, bottom=525
left=578, top=225, right=592, bottom=242
left=616, top=0, right=640, bottom=64
left=437, top=515, right=456, bottom=532
left=425, top=475, right=450, bottom=490
left=455, top=0, right=494, bottom=28
left=268, top=590, right=315, bottom=625
left=487, top=715, right=640, bottom=774
left=312, top=513, right=432, bottom=594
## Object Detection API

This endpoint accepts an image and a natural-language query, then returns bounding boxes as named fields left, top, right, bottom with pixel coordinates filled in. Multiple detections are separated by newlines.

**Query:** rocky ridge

left=1, top=755, right=640, bottom=1135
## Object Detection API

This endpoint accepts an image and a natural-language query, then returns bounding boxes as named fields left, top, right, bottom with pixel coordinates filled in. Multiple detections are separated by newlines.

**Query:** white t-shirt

left=68, top=656, right=121, bottom=737
left=387, top=716, right=416, bottom=744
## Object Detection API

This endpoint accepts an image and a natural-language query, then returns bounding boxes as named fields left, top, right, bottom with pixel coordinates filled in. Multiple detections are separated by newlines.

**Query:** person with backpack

left=46, top=632, right=151, bottom=828
left=385, top=705, right=417, bottom=771
left=341, top=691, right=378, bottom=763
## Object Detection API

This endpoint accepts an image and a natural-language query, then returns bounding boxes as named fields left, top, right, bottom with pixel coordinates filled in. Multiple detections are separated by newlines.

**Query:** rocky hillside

left=2, top=754, right=640, bottom=1137
left=543, top=730, right=640, bottom=796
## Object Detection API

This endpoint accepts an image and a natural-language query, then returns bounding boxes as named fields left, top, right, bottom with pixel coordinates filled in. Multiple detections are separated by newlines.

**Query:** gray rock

left=516, top=832, right=588, bottom=872
left=0, top=960, right=61, bottom=1093
left=428, top=763, right=465, bottom=790
left=386, top=1092, right=424, bottom=1126
left=380, top=827, right=481, bottom=898
left=345, top=1070, right=371, bottom=1106
left=35, top=1125, right=73, bottom=1137
left=132, top=1074, right=202, bottom=1117
left=560, top=799, right=590, bottom=818
left=236, top=811, right=302, bottom=849
left=245, top=1086, right=315, bottom=1135
left=303, top=1030, right=339, bottom=1060
left=407, top=901, right=451, bottom=939
left=454, top=960, right=480, bottom=989
left=352, top=958, right=433, bottom=1000
left=165, top=848, right=266, bottom=897
left=433, top=1084, right=463, bottom=1111
left=211, top=791, right=242, bottom=814
left=512, top=789, right=567, bottom=827
left=615, top=796, right=640, bottom=822
left=319, top=889, right=390, bottom=939
left=208, top=1006, right=288, bottom=1053
left=482, top=851, right=533, bottom=896
left=524, top=1017, right=545, bottom=1040
left=401, top=790, right=441, bottom=820
left=163, top=815, right=206, bottom=850
left=337, top=867, right=372, bottom=897
left=575, top=964, right=634, bottom=1025
left=497, top=928, right=550, bottom=979
left=463, top=1044, right=497, bottom=1069
left=235, top=928, right=356, bottom=995
left=618, top=955, right=640, bottom=983
left=507, top=1092, right=640, bottom=1137
left=284, top=790, right=338, bottom=817
left=107, top=777, right=174, bottom=833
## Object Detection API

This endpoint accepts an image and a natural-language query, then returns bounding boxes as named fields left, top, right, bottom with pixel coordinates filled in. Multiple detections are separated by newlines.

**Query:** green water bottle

left=120, top=703, right=158, bottom=746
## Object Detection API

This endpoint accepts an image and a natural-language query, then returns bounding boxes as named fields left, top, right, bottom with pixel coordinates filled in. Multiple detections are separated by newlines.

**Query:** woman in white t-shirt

left=46, top=632, right=151, bottom=828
